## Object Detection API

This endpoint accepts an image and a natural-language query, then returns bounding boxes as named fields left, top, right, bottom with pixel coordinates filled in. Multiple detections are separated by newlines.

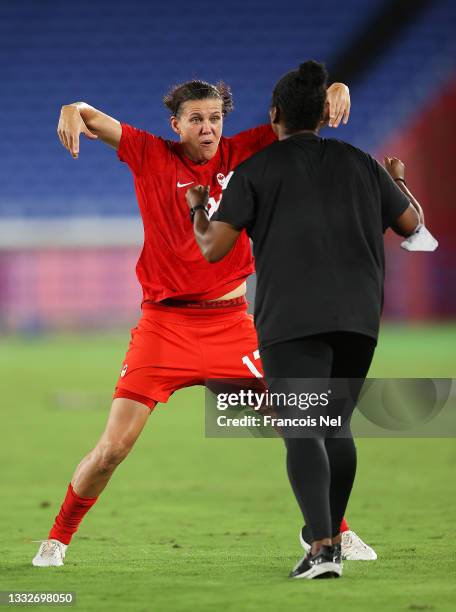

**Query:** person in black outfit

left=186, top=60, right=424, bottom=579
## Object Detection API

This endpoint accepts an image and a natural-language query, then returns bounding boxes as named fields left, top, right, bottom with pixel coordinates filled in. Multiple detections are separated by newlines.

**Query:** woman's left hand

left=325, top=83, right=351, bottom=128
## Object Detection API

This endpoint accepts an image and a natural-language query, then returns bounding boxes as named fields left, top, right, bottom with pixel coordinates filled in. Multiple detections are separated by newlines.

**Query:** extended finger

left=329, top=95, right=343, bottom=128
left=57, top=129, right=66, bottom=149
left=332, top=102, right=345, bottom=128
left=60, top=131, right=70, bottom=152
left=69, top=133, right=79, bottom=158
left=68, top=133, right=75, bottom=158
left=342, top=101, right=351, bottom=125
left=327, top=96, right=339, bottom=127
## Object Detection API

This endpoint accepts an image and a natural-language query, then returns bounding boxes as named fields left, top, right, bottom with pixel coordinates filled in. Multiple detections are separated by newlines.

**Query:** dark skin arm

left=186, top=186, right=241, bottom=263
left=187, top=157, right=425, bottom=260
left=384, top=156, right=424, bottom=236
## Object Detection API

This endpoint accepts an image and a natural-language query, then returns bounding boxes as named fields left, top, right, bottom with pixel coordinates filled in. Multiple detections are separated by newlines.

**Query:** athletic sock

left=48, top=483, right=98, bottom=545
left=340, top=517, right=349, bottom=533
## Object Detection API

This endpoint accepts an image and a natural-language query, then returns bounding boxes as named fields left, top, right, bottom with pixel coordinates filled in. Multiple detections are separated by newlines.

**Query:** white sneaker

left=32, top=539, right=67, bottom=567
left=341, top=530, right=377, bottom=560
left=299, top=528, right=377, bottom=560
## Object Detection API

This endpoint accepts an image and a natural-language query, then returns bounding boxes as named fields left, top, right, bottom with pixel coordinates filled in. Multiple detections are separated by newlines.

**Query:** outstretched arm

left=57, top=102, right=122, bottom=158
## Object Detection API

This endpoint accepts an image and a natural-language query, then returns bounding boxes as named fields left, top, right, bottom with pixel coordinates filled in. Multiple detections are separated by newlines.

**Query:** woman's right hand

left=57, top=104, right=98, bottom=159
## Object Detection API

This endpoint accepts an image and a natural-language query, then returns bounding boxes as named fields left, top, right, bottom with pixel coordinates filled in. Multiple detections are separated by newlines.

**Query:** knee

left=93, top=440, right=132, bottom=473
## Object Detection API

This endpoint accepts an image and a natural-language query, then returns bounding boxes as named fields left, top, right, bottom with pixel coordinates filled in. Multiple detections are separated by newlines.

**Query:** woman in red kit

left=32, top=79, right=374, bottom=567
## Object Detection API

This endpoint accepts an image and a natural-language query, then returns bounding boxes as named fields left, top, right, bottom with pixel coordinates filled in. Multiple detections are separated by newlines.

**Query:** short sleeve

left=228, top=124, right=277, bottom=158
left=117, top=123, right=148, bottom=175
left=117, top=123, right=170, bottom=176
left=374, top=159, right=411, bottom=231
left=211, top=170, right=256, bottom=231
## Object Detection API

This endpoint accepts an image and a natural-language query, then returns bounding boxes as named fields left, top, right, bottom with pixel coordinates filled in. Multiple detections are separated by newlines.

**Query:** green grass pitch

left=0, top=324, right=455, bottom=611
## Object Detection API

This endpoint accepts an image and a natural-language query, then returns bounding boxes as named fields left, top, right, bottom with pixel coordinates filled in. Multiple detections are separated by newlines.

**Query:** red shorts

left=113, top=298, right=264, bottom=410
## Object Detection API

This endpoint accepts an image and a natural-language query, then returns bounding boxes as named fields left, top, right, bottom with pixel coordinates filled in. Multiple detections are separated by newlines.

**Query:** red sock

left=48, top=483, right=98, bottom=545
left=339, top=517, right=349, bottom=533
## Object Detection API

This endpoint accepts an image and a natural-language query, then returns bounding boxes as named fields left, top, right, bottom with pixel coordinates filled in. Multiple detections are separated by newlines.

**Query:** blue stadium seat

left=0, top=0, right=453, bottom=218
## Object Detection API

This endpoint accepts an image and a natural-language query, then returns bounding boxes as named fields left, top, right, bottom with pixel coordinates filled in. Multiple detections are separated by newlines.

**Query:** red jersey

left=117, top=123, right=276, bottom=303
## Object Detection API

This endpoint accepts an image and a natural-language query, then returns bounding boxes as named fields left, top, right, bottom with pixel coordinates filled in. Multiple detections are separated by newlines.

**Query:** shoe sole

left=32, top=559, right=64, bottom=567
left=342, top=552, right=377, bottom=561
left=291, top=562, right=342, bottom=580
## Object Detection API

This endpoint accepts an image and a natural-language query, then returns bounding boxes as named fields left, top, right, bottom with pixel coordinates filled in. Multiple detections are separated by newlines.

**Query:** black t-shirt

left=212, top=132, right=410, bottom=349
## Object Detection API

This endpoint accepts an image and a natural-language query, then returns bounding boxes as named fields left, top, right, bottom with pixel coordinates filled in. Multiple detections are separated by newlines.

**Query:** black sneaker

left=300, top=528, right=342, bottom=564
left=289, top=545, right=342, bottom=579
left=333, top=543, right=342, bottom=564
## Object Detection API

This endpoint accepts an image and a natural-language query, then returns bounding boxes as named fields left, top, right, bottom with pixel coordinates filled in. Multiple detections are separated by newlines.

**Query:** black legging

left=260, top=332, right=376, bottom=541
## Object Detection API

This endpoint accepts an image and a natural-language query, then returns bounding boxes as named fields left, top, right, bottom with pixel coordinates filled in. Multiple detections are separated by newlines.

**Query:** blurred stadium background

left=1, top=3, right=455, bottom=610
left=0, top=0, right=455, bottom=332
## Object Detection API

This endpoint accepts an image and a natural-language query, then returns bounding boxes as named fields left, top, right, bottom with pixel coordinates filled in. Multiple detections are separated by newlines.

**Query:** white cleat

left=300, top=528, right=377, bottom=560
left=32, top=539, right=67, bottom=567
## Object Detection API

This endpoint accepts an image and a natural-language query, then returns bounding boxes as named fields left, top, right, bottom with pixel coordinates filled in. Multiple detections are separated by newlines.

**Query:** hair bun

left=297, top=60, right=327, bottom=87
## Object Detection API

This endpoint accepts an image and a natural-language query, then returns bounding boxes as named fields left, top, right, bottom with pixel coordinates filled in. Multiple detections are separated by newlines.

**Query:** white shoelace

left=33, top=540, right=65, bottom=557
left=342, top=531, right=369, bottom=550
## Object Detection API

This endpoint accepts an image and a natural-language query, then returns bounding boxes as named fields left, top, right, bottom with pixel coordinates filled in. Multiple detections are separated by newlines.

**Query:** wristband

left=394, top=177, right=407, bottom=187
left=190, top=204, right=208, bottom=222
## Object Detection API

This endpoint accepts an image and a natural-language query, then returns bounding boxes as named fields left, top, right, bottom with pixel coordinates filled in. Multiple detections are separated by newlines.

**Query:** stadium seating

left=341, top=0, right=456, bottom=152
left=0, top=0, right=395, bottom=217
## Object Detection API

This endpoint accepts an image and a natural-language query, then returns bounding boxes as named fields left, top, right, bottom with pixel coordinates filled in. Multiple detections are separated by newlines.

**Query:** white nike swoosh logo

left=177, top=181, right=194, bottom=188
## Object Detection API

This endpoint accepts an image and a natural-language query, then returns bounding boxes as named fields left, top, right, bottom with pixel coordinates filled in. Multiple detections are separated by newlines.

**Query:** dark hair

left=163, top=80, right=234, bottom=117
left=271, top=60, right=328, bottom=131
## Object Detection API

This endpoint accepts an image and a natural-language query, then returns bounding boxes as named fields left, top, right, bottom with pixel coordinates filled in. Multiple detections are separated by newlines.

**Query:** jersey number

left=242, top=350, right=263, bottom=378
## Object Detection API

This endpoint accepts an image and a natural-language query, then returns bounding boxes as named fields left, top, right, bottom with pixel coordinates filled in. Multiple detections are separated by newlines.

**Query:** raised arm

left=57, top=102, right=122, bottom=159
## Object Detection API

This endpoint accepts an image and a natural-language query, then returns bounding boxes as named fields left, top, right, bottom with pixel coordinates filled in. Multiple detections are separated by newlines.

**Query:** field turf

left=0, top=324, right=455, bottom=612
